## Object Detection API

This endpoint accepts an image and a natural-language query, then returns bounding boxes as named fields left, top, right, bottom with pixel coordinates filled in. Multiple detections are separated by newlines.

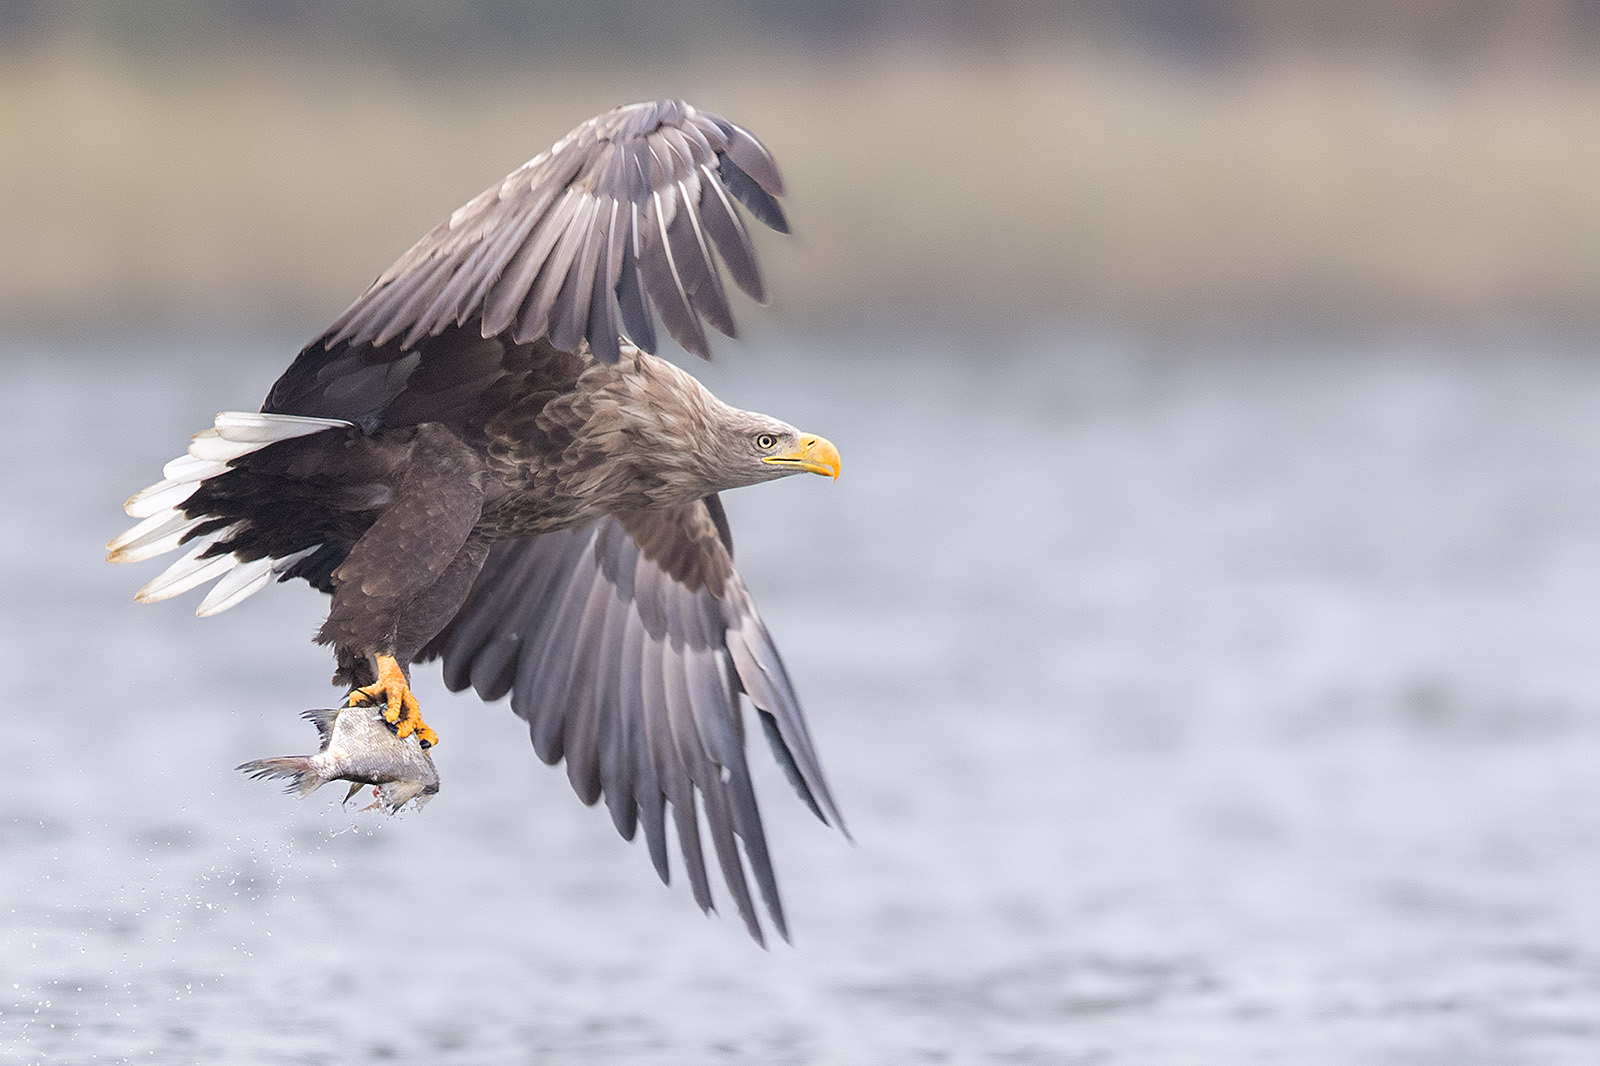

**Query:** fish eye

left=755, top=433, right=779, bottom=451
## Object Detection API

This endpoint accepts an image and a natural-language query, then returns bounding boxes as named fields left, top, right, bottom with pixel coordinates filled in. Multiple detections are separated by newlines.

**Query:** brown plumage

left=109, top=100, right=844, bottom=945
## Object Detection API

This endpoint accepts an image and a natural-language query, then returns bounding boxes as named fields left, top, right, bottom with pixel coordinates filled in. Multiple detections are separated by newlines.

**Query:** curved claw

left=349, top=654, right=438, bottom=748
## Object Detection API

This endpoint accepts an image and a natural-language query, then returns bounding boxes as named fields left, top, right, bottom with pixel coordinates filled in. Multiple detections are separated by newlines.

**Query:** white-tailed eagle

left=109, top=101, right=846, bottom=945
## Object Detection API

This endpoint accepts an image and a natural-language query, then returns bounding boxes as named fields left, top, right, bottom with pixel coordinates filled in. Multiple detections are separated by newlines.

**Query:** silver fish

left=238, top=702, right=440, bottom=812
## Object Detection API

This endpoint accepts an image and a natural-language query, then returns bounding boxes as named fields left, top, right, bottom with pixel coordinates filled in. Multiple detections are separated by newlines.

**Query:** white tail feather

left=124, top=478, right=201, bottom=519
left=114, top=411, right=353, bottom=613
left=196, top=556, right=275, bottom=616
left=106, top=511, right=205, bottom=562
left=109, top=508, right=192, bottom=552
left=135, top=529, right=240, bottom=602
left=181, top=412, right=350, bottom=463
left=212, top=411, right=349, bottom=442
left=188, top=431, right=271, bottom=464
left=162, top=453, right=230, bottom=483
left=271, top=544, right=321, bottom=574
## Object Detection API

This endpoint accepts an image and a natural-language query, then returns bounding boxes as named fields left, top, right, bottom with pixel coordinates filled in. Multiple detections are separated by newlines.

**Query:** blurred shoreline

left=4, top=38, right=1600, bottom=336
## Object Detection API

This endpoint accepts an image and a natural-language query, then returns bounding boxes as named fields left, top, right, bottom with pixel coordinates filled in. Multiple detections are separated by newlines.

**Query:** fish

left=237, top=702, right=440, bottom=813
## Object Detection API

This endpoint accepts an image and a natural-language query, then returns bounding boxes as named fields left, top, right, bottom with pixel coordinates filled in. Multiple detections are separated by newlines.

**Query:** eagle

left=108, top=100, right=846, bottom=945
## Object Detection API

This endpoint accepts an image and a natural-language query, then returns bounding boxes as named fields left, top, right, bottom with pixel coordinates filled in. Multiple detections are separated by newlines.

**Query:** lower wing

left=418, top=495, right=845, bottom=945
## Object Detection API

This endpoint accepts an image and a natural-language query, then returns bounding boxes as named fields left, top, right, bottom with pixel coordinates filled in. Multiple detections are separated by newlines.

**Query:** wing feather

left=640, top=188, right=709, bottom=356
left=680, top=642, right=764, bottom=943
left=584, top=200, right=627, bottom=365
left=554, top=563, right=614, bottom=803
left=483, top=187, right=581, bottom=338
left=622, top=609, right=671, bottom=882
left=721, top=122, right=786, bottom=197
left=371, top=258, right=453, bottom=349
left=614, top=221, right=657, bottom=356
left=516, top=537, right=600, bottom=765
left=516, top=190, right=598, bottom=346
left=445, top=185, right=556, bottom=326
left=642, top=630, right=714, bottom=913
left=716, top=152, right=788, bottom=234
left=418, top=497, right=842, bottom=943
left=591, top=569, right=636, bottom=833
left=697, top=163, right=767, bottom=304
left=669, top=174, right=736, bottom=338
left=313, top=100, right=786, bottom=361
left=548, top=194, right=609, bottom=355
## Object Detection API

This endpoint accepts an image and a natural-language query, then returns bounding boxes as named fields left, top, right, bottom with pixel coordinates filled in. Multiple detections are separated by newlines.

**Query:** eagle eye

left=755, top=433, right=779, bottom=451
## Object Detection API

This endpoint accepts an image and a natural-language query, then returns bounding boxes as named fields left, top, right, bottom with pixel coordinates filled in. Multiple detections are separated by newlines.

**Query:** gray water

left=4, top=331, right=1600, bottom=1064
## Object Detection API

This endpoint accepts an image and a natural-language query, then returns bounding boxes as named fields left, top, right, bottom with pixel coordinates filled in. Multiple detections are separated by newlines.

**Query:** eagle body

left=110, top=100, right=845, bottom=945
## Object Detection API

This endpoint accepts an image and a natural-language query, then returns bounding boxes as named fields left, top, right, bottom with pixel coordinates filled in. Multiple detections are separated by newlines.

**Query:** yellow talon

left=348, top=654, right=438, bottom=748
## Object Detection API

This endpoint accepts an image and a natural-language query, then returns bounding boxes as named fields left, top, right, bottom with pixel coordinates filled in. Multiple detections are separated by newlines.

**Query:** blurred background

left=7, top=4, right=1600, bottom=1065
left=4, top=0, right=1600, bottom=334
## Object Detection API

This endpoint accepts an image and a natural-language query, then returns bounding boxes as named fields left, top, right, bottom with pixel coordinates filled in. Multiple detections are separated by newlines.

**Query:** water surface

left=3, top=332, right=1600, bottom=1064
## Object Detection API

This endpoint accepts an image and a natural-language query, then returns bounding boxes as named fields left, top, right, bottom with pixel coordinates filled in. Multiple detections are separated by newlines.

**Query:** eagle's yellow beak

left=762, top=433, right=841, bottom=480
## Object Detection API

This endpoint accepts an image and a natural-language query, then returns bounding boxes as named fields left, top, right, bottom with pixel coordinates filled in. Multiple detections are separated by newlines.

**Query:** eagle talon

left=347, top=654, right=438, bottom=748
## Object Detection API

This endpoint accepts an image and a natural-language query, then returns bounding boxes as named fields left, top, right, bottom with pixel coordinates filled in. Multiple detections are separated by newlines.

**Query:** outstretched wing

left=316, top=99, right=788, bottom=364
left=418, top=495, right=844, bottom=945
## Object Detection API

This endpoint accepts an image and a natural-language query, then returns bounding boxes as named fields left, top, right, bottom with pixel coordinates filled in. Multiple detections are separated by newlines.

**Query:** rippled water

left=4, top=331, right=1600, bottom=1064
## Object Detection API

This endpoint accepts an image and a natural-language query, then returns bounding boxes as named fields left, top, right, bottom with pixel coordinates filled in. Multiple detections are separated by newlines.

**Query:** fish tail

left=236, top=756, right=326, bottom=796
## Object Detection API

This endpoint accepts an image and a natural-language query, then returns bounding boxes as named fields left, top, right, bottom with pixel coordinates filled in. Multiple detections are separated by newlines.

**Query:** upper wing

left=417, top=495, right=844, bottom=945
left=315, top=99, right=788, bottom=364
left=261, top=326, right=583, bottom=437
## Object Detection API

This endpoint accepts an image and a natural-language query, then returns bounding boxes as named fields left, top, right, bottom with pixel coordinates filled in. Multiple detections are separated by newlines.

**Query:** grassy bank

left=3, top=41, right=1598, bottom=334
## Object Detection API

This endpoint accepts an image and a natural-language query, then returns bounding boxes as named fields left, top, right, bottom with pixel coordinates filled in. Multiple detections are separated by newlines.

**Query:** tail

left=107, top=412, right=351, bottom=615
left=237, top=756, right=326, bottom=796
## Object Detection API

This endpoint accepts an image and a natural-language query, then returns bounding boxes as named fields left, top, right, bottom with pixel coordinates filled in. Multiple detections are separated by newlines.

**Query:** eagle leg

left=349, top=654, right=438, bottom=748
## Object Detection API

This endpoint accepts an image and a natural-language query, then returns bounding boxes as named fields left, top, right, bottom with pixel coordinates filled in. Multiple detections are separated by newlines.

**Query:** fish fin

left=302, top=707, right=342, bottom=745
